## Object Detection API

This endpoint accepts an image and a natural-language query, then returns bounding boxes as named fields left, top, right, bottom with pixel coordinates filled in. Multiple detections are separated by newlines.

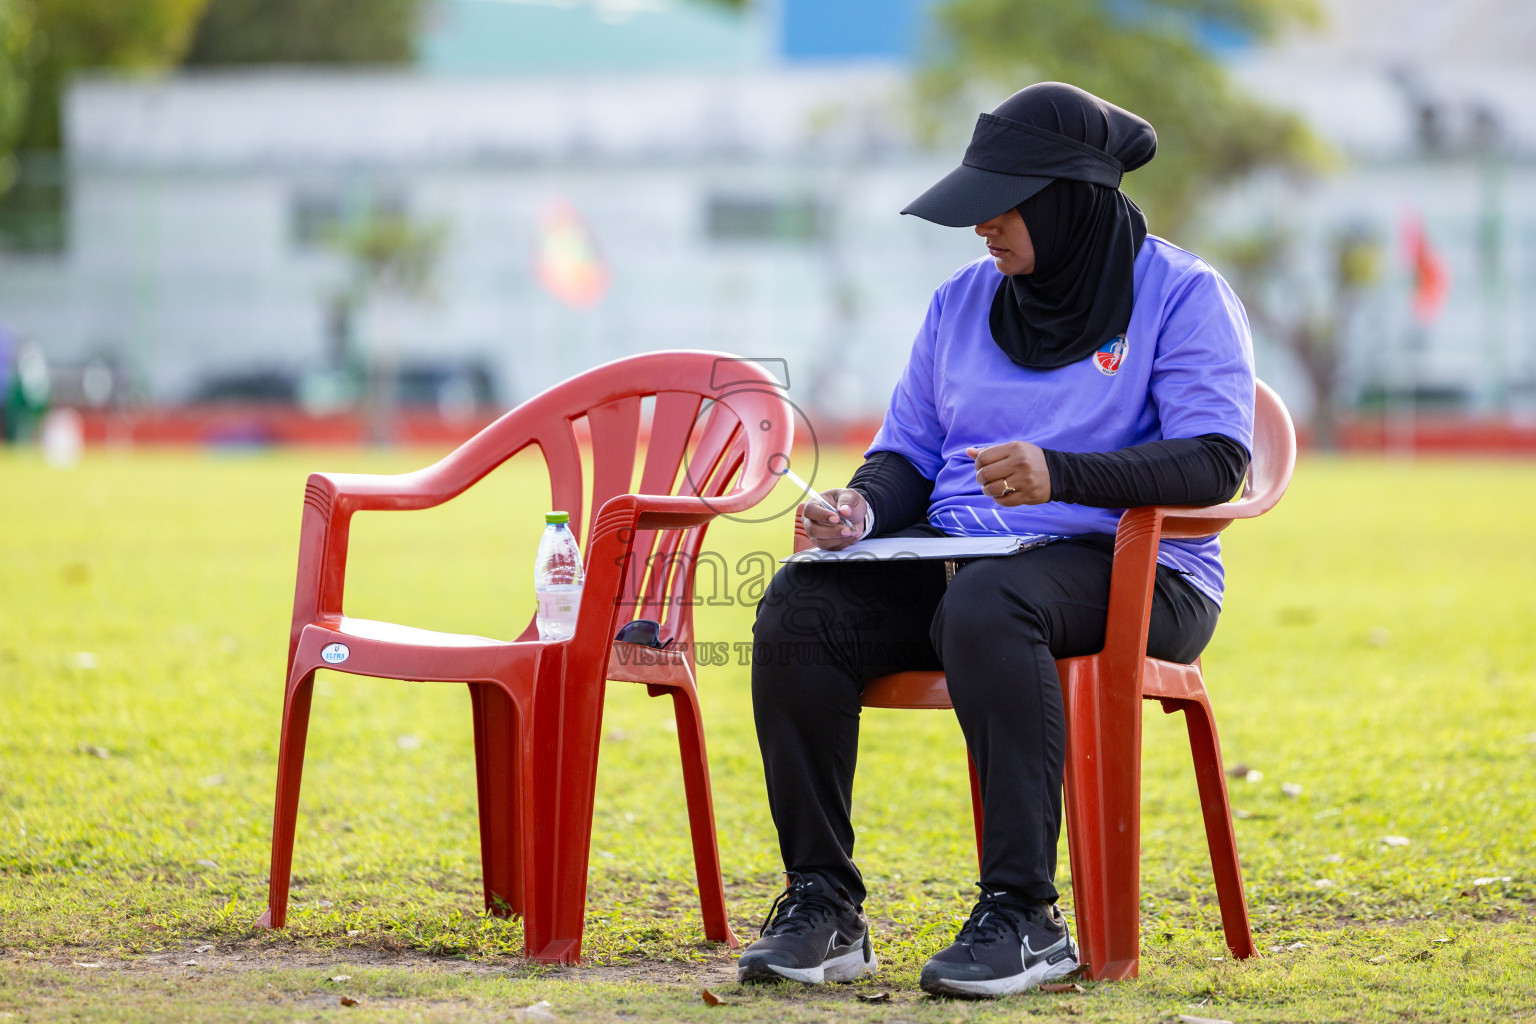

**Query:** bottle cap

left=545, top=511, right=570, bottom=524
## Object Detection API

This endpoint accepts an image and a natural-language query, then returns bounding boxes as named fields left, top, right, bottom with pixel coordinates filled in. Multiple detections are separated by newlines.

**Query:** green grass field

left=2, top=447, right=1534, bottom=1022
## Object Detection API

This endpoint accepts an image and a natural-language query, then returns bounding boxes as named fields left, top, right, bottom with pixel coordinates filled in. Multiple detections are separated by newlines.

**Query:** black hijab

left=990, top=176, right=1148, bottom=369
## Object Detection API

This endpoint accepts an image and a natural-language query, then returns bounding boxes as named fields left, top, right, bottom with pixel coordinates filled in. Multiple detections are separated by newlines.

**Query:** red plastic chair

left=791, top=380, right=1296, bottom=980
left=257, top=350, right=794, bottom=963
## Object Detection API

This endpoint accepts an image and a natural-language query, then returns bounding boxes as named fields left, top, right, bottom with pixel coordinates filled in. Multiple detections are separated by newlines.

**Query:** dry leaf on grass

left=1040, top=982, right=1084, bottom=993
left=522, top=1001, right=556, bottom=1020
left=856, top=991, right=891, bottom=1002
left=700, top=989, right=723, bottom=1006
left=72, top=963, right=102, bottom=969
left=1368, top=954, right=1390, bottom=964
left=1177, top=1015, right=1234, bottom=1024
left=328, top=975, right=351, bottom=983
left=339, top=996, right=358, bottom=1007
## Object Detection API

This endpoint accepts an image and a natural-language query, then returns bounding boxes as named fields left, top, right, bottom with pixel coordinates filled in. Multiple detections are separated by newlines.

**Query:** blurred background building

left=0, top=0, right=1533, bottom=446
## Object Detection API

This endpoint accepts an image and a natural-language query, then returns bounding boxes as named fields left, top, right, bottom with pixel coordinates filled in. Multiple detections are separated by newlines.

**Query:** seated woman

left=736, top=82, right=1255, bottom=998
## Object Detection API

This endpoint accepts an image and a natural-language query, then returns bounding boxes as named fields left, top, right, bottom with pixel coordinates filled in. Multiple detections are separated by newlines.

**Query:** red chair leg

left=1060, top=657, right=1144, bottom=980
left=966, top=754, right=985, bottom=873
left=666, top=685, right=738, bottom=947
left=524, top=658, right=604, bottom=964
left=1173, top=694, right=1257, bottom=959
left=469, top=682, right=524, bottom=919
left=258, top=668, right=316, bottom=930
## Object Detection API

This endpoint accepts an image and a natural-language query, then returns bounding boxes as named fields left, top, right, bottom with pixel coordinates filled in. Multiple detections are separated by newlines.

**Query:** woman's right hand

left=803, top=488, right=869, bottom=551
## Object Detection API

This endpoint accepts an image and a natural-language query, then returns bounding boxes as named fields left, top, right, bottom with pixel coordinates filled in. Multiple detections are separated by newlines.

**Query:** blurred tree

left=2, top=0, right=204, bottom=249
left=333, top=209, right=447, bottom=302
left=324, top=208, right=447, bottom=443
left=920, top=0, right=1331, bottom=235
left=0, top=0, right=35, bottom=195
left=1219, top=224, right=1383, bottom=449
left=15, top=0, right=208, bottom=150
left=183, top=0, right=423, bottom=65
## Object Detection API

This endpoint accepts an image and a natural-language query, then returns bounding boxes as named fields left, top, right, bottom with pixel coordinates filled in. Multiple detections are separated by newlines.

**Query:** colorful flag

left=534, top=199, right=609, bottom=308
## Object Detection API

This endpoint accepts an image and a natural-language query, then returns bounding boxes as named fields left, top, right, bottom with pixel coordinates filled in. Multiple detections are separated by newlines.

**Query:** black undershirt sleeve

left=842, top=433, right=1249, bottom=532
left=1042, top=433, right=1250, bottom=509
left=845, top=450, right=934, bottom=537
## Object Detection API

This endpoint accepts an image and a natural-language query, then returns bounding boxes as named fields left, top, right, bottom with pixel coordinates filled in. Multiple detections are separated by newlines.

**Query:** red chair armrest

left=1098, top=506, right=1167, bottom=680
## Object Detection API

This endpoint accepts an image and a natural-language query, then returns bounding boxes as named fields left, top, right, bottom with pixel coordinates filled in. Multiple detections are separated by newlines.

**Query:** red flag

left=1402, top=214, right=1448, bottom=325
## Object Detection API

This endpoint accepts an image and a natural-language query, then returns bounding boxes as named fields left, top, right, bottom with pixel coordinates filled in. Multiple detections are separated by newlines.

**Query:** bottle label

left=536, top=585, right=583, bottom=621
left=538, top=595, right=579, bottom=617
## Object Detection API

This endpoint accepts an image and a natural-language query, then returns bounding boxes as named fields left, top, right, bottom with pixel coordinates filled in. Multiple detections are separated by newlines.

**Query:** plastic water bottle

left=534, top=511, right=584, bottom=641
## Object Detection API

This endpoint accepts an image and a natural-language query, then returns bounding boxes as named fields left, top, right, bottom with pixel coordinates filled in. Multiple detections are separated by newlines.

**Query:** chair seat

left=861, top=671, right=954, bottom=709
left=606, top=641, right=694, bottom=686
left=333, top=616, right=513, bottom=649
left=1138, top=658, right=1205, bottom=702
left=861, top=657, right=1207, bottom=712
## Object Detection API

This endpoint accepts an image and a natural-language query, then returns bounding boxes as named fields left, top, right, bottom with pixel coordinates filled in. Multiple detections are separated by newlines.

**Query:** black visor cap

left=904, top=110, right=1130, bottom=227
left=901, top=162, right=1054, bottom=228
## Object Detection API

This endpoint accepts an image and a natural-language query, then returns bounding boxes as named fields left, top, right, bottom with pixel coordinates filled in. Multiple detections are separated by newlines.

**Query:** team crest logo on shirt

left=1094, top=336, right=1127, bottom=376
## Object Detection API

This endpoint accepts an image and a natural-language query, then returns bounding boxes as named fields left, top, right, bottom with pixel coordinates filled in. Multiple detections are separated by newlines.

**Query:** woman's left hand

left=965, top=442, right=1052, bottom=506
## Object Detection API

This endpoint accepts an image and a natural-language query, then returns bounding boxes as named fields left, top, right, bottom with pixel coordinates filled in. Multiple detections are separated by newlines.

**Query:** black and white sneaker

left=736, top=872, right=877, bottom=984
left=919, top=889, right=1080, bottom=998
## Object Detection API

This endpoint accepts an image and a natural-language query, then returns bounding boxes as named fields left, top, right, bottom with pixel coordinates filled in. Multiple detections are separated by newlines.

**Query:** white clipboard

left=782, top=534, right=1059, bottom=563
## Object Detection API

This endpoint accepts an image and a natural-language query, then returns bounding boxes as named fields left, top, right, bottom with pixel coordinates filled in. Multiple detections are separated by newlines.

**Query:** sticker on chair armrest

left=321, top=642, right=350, bottom=664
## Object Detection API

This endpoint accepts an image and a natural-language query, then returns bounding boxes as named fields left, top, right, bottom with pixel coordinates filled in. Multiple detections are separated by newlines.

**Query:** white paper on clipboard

left=782, top=534, right=1059, bottom=563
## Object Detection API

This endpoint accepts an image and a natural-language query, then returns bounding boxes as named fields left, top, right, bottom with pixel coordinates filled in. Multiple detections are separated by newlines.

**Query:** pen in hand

left=780, top=466, right=852, bottom=527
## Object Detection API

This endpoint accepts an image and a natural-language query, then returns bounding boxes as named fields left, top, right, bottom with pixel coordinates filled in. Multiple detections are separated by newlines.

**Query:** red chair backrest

left=465, top=351, right=790, bottom=644
left=299, top=351, right=792, bottom=656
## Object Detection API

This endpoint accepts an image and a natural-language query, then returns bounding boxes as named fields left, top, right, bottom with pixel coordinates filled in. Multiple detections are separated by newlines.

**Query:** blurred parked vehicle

left=186, top=360, right=498, bottom=414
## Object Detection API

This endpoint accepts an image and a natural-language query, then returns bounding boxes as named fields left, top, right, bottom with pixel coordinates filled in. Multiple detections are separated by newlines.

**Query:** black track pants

left=750, top=529, right=1220, bottom=906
